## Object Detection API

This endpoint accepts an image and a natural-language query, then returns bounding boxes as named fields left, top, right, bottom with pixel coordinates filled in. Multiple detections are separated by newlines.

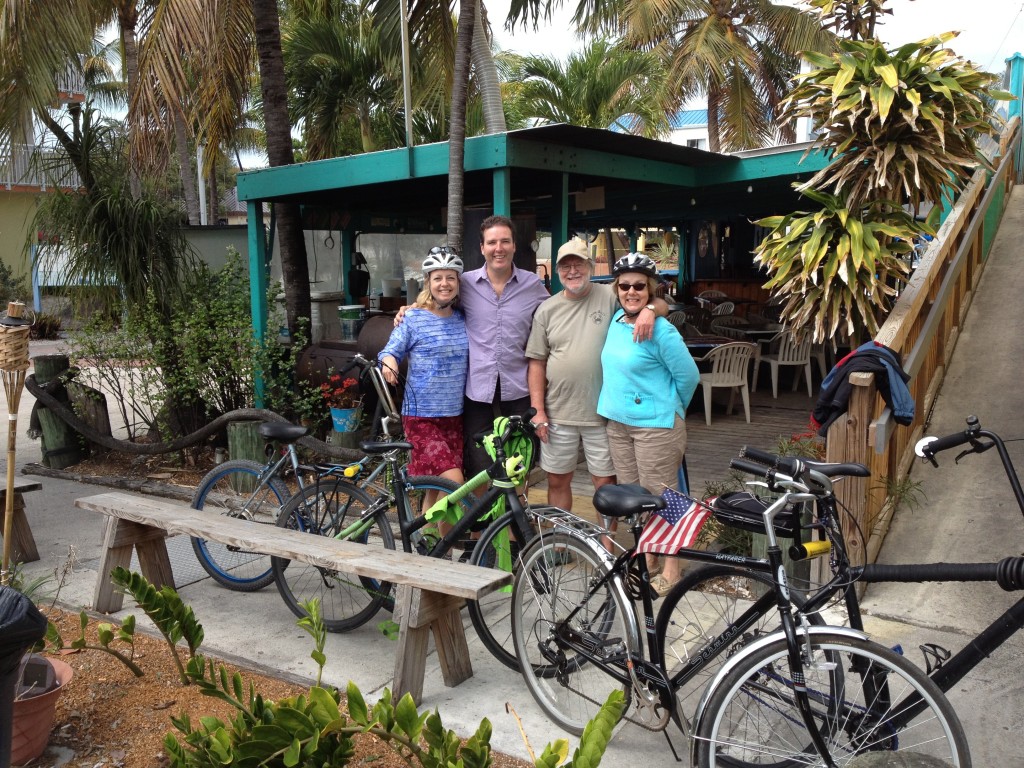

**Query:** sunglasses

left=428, top=245, right=459, bottom=256
left=617, top=281, right=649, bottom=292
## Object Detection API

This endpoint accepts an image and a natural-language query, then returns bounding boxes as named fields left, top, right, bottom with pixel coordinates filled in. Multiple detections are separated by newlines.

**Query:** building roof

left=236, top=123, right=827, bottom=236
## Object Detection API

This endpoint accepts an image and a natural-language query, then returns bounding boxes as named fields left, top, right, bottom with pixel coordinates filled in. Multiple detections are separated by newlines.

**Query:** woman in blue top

left=379, top=247, right=469, bottom=505
left=597, top=253, right=699, bottom=596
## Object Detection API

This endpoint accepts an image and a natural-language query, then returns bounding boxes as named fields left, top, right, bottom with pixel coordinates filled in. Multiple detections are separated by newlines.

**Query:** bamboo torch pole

left=1, top=301, right=31, bottom=585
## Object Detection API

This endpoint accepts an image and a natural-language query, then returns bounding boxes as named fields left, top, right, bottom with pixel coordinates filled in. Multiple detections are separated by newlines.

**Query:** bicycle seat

left=593, top=483, right=666, bottom=518
left=359, top=440, right=413, bottom=455
left=259, top=422, right=309, bottom=442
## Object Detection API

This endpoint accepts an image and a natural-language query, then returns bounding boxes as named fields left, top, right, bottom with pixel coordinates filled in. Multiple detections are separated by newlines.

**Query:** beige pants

left=605, top=415, right=687, bottom=493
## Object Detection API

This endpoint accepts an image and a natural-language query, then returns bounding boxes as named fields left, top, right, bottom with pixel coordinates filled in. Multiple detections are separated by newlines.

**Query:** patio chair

left=711, top=301, right=735, bottom=316
left=698, top=290, right=728, bottom=300
left=698, top=342, right=757, bottom=426
left=709, top=316, right=750, bottom=340
left=753, top=330, right=813, bottom=398
left=682, top=305, right=712, bottom=333
left=667, top=311, right=688, bottom=333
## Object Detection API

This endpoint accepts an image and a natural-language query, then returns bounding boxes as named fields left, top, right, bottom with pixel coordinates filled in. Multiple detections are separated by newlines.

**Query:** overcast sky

left=486, top=0, right=1024, bottom=75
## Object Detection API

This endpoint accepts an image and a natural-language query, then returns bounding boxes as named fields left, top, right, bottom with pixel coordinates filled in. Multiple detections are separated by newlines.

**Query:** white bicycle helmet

left=612, top=252, right=658, bottom=278
left=422, top=246, right=464, bottom=275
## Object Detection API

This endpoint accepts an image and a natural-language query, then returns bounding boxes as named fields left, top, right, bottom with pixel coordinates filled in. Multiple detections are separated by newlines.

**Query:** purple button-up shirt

left=460, top=265, right=549, bottom=403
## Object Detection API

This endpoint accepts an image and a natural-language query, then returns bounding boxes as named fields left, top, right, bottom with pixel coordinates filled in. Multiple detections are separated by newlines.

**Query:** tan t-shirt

left=525, top=283, right=618, bottom=425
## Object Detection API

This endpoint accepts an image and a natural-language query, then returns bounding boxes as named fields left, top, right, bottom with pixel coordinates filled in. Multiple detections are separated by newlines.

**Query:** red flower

left=321, top=375, right=362, bottom=409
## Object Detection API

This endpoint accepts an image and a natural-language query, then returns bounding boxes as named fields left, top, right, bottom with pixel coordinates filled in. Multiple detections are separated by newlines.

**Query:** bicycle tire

left=512, top=531, right=635, bottom=735
left=656, top=564, right=821, bottom=728
left=694, top=631, right=971, bottom=768
left=399, top=475, right=471, bottom=553
left=467, top=510, right=537, bottom=671
left=190, top=459, right=289, bottom=591
left=271, top=479, right=395, bottom=632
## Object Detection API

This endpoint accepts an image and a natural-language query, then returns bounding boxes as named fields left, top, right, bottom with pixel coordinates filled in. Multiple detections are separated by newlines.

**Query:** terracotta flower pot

left=10, top=656, right=73, bottom=766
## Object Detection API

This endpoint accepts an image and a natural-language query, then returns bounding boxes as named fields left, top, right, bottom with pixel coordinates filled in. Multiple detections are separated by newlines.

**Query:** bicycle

left=190, top=353, right=404, bottom=591
left=682, top=417, right=1024, bottom=766
left=269, top=408, right=548, bottom=671
left=510, top=474, right=971, bottom=767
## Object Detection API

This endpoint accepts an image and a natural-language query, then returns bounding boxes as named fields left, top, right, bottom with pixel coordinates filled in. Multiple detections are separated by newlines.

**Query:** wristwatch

left=644, top=304, right=656, bottom=312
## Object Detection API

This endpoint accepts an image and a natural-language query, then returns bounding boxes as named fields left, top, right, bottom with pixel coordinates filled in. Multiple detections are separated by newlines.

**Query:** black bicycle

left=510, top=469, right=971, bottom=766
left=270, top=408, right=550, bottom=671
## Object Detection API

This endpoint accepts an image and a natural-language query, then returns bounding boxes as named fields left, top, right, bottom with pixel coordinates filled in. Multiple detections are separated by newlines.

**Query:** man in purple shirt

left=460, top=215, right=550, bottom=476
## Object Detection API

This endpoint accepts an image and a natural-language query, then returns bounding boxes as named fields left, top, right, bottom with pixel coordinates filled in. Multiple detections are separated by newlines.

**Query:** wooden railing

left=823, top=117, right=1021, bottom=567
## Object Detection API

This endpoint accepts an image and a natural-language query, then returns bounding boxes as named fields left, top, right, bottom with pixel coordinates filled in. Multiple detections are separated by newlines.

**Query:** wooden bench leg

left=391, top=585, right=472, bottom=705
left=93, top=517, right=173, bottom=613
left=0, top=492, right=40, bottom=563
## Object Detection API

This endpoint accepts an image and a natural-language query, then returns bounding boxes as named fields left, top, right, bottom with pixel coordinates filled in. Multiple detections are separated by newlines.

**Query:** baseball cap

left=555, top=239, right=591, bottom=265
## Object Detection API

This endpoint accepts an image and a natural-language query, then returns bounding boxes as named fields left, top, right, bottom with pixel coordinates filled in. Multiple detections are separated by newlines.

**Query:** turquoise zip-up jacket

left=597, top=310, right=700, bottom=428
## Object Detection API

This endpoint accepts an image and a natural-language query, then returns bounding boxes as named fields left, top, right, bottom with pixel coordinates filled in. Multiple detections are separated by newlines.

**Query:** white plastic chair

left=699, top=342, right=756, bottom=426
left=753, top=331, right=813, bottom=397
left=698, top=290, right=727, bottom=299
left=711, top=301, right=735, bottom=316
left=667, top=311, right=688, bottom=333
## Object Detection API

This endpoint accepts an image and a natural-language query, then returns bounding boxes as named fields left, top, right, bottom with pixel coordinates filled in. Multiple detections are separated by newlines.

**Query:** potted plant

left=11, top=653, right=74, bottom=765
left=321, top=372, right=364, bottom=433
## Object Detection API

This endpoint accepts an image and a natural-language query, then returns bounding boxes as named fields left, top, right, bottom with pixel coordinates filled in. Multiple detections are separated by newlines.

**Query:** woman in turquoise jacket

left=597, top=253, right=699, bottom=596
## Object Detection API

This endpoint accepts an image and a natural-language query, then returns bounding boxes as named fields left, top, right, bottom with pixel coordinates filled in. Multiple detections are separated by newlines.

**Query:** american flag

left=636, top=488, right=712, bottom=556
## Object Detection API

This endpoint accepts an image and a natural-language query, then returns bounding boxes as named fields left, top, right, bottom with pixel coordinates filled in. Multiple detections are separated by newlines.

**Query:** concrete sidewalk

left=5, top=188, right=1024, bottom=766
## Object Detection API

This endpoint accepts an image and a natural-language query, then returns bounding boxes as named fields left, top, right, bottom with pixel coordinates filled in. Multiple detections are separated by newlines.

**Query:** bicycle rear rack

left=530, top=507, right=629, bottom=556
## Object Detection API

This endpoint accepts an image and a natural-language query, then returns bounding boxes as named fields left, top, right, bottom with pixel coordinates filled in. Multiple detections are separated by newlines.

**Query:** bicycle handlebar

left=858, top=557, right=1024, bottom=591
left=914, top=415, right=982, bottom=463
left=739, top=446, right=805, bottom=478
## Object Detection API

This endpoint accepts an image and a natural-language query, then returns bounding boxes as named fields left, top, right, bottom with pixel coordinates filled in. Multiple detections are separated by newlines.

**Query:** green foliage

left=29, top=312, right=62, bottom=340
left=68, top=313, right=166, bottom=440
left=44, top=611, right=145, bottom=678
left=782, top=34, right=1013, bottom=212
left=0, top=259, right=29, bottom=301
left=66, top=250, right=324, bottom=440
left=296, top=599, right=327, bottom=687
left=165, top=598, right=623, bottom=768
left=753, top=189, right=932, bottom=342
left=875, top=473, right=926, bottom=525
left=111, top=566, right=204, bottom=684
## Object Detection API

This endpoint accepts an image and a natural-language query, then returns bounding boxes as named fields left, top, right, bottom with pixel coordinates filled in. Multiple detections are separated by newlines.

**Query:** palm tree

left=512, top=39, right=670, bottom=137
left=511, top=0, right=836, bottom=152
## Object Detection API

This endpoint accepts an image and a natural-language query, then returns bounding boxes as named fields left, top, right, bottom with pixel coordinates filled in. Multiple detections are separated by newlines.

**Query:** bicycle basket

left=710, top=491, right=801, bottom=538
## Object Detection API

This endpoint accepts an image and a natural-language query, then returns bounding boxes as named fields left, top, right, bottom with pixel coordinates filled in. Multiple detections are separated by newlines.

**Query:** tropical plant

left=321, top=374, right=363, bottom=410
left=807, top=0, right=892, bottom=41
left=513, top=0, right=836, bottom=151
left=166, top=598, right=625, bottom=768
left=511, top=39, right=670, bottom=138
left=780, top=33, right=1013, bottom=212
left=755, top=30, right=1013, bottom=342
left=753, top=188, right=929, bottom=342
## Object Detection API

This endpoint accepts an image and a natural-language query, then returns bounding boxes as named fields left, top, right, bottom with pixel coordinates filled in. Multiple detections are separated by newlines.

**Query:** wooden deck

left=528, top=377, right=817, bottom=510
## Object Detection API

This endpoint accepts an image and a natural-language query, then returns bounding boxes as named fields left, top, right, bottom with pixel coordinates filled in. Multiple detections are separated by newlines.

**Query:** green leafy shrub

left=29, top=312, right=62, bottom=340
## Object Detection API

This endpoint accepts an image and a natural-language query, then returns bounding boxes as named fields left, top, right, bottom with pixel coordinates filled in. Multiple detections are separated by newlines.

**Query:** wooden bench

left=74, top=491, right=512, bottom=705
left=1, top=476, right=42, bottom=563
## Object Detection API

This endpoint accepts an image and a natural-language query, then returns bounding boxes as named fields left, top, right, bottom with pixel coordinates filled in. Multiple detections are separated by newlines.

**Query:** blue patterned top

left=379, top=309, right=469, bottom=417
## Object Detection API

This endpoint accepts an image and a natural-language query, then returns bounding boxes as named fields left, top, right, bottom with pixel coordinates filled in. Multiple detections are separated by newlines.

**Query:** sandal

left=650, top=574, right=681, bottom=598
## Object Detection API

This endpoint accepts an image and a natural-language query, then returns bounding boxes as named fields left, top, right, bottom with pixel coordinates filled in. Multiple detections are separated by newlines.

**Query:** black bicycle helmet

left=612, top=252, right=658, bottom=278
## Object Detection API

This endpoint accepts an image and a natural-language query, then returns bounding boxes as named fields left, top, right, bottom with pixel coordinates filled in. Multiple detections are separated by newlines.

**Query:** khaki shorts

left=540, top=423, right=616, bottom=477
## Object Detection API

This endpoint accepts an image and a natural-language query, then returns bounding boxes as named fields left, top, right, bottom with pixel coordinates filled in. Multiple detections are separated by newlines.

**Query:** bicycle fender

left=688, top=625, right=868, bottom=765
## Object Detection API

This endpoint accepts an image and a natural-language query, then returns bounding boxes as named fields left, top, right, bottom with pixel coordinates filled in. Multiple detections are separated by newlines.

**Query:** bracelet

left=532, top=421, right=549, bottom=428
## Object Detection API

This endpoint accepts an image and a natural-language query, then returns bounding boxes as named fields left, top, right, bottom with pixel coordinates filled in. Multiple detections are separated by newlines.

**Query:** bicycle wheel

left=399, top=475, right=471, bottom=554
left=190, top=460, right=289, bottom=591
left=271, top=479, right=395, bottom=632
left=512, top=532, right=635, bottom=735
left=656, top=565, right=820, bottom=727
left=694, top=631, right=971, bottom=768
left=467, top=511, right=537, bottom=671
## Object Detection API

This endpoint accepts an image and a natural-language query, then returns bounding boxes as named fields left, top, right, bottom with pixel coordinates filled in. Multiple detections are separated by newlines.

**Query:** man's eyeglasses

left=429, top=246, right=459, bottom=256
left=557, top=261, right=588, bottom=272
left=617, top=281, right=648, bottom=292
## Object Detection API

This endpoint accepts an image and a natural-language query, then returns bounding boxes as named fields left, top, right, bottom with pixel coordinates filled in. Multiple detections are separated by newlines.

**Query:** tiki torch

left=0, top=301, right=31, bottom=585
